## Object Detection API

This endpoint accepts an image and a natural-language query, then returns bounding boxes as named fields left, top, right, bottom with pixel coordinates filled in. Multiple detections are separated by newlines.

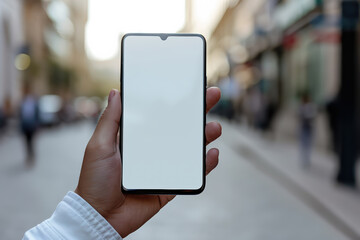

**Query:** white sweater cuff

left=23, top=191, right=122, bottom=240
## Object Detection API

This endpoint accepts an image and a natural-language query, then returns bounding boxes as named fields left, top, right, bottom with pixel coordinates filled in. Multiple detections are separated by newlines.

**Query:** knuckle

left=86, top=139, right=115, bottom=158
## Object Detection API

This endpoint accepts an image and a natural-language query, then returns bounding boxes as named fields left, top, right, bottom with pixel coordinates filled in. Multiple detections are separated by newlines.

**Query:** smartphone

left=120, top=33, right=206, bottom=195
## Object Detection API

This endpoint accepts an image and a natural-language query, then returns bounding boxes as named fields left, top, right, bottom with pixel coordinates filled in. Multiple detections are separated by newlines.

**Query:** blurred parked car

left=38, top=95, right=62, bottom=126
left=74, top=96, right=103, bottom=123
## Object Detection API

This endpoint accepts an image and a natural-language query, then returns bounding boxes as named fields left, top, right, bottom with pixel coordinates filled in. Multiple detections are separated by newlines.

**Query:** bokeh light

left=14, top=53, right=31, bottom=71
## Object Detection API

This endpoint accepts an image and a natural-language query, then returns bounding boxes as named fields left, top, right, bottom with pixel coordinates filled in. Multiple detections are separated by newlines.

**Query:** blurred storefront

left=189, top=0, right=342, bottom=149
left=262, top=0, right=339, bottom=147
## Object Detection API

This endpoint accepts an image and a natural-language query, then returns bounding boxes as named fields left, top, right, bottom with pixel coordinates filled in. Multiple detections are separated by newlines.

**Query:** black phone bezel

left=120, top=33, right=207, bottom=195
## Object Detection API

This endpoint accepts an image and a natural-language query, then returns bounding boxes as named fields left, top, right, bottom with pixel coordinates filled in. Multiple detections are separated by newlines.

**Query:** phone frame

left=120, top=33, right=207, bottom=195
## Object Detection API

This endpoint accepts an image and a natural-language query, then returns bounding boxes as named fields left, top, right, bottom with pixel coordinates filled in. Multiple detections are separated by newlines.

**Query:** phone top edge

left=121, top=33, right=206, bottom=40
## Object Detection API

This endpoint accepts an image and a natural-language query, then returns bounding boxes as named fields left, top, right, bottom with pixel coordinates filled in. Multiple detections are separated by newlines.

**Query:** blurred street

left=1, top=117, right=359, bottom=240
left=0, top=121, right=93, bottom=240
left=2, top=0, right=360, bottom=239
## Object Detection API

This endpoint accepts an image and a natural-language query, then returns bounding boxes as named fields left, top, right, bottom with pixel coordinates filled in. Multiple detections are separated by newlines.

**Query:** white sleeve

left=23, top=191, right=122, bottom=240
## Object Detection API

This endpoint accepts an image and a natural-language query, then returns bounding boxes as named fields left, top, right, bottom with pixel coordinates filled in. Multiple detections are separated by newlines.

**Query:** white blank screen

left=122, top=34, right=205, bottom=191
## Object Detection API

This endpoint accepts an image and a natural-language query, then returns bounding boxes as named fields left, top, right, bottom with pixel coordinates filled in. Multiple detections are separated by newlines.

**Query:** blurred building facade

left=0, top=0, right=89, bottom=122
left=43, top=0, right=90, bottom=97
left=0, top=0, right=24, bottom=116
left=23, top=0, right=51, bottom=96
left=187, top=0, right=343, bottom=149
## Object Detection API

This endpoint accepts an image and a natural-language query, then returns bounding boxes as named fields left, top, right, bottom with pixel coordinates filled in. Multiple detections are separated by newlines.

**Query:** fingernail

left=108, top=89, right=116, bottom=104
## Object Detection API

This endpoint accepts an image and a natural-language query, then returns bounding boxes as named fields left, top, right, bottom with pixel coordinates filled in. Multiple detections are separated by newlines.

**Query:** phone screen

left=121, top=33, right=206, bottom=194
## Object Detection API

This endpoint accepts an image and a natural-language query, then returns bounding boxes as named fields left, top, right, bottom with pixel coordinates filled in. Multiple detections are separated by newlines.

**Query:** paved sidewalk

left=219, top=118, right=360, bottom=239
left=0, top=119, right=356, bottom=240
left=130, top=117, right=351, bottom=240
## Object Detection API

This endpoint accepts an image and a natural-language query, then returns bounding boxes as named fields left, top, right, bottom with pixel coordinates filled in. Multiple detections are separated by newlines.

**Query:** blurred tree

left=48, top=61, right=77, bottom=95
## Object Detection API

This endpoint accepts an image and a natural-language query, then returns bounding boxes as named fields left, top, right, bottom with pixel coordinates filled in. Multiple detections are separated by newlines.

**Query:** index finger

left=206, top=87, right=221, bottom=114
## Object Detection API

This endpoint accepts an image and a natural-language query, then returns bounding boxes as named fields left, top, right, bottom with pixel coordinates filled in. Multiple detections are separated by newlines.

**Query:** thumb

left=91, top=89, right=121, bottom=148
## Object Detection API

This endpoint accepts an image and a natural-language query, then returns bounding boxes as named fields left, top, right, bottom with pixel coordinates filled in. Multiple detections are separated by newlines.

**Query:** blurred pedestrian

left=243, top=86, right=263, bottom=128
left=259, top=96, right=277, bottom=132
left=298, top=93, right=316, bottom=168
left=0, top=107, right=6, bottom=131
left=19, top=86, right=39, bottom=166
left=218, top=76, right=240, bottom=121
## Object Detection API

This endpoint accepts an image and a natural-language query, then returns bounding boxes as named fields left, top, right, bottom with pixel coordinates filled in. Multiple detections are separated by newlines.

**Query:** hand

left=75, top=87, right=222, bottom=238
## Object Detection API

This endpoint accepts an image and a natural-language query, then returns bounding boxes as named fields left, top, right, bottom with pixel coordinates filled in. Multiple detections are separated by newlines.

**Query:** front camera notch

left=159, top=34, right=168, bottom=41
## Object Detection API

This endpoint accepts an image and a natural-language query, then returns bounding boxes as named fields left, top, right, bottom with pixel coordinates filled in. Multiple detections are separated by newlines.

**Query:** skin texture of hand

left=75, top=87, right=222, bottom=238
